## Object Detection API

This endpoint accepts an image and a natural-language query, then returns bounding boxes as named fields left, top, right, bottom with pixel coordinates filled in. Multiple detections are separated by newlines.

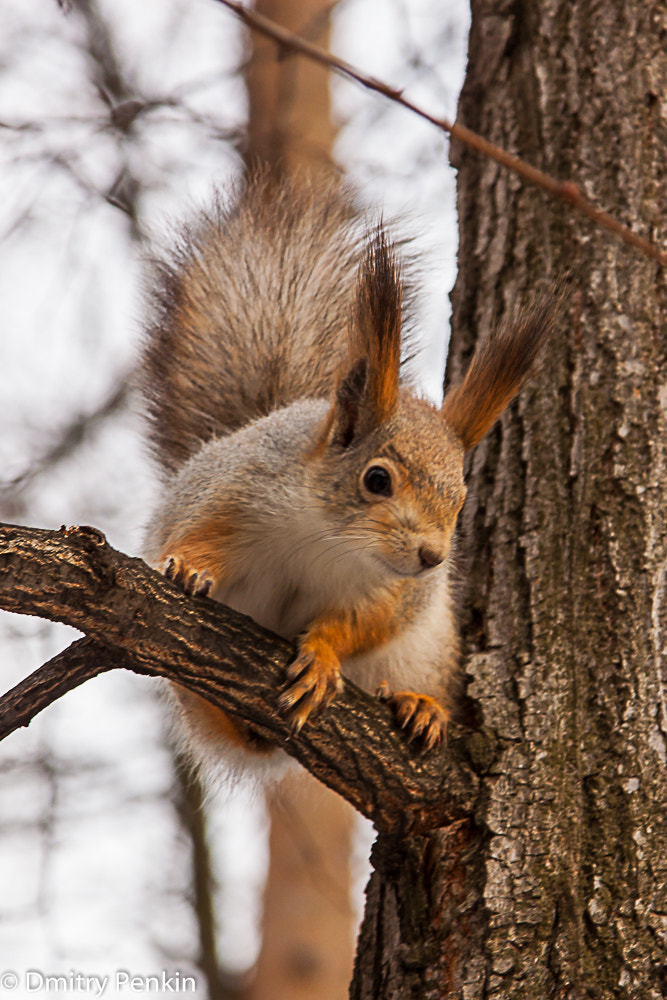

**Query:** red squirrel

left=141, top=172, right=552, bottom=773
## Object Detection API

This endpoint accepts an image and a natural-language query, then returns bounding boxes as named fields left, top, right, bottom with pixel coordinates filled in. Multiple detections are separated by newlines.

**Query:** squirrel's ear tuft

left=441, top=297, right=556, bottom=451
left=352, top=230, right=402, bottom=428
left=329, top=357, right=369, bottom=449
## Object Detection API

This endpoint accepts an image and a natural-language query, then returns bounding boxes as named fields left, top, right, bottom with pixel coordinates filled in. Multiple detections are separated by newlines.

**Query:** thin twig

left=216, top=0, right=667, bottom=269
left=0, top=382, right=129, bottom=504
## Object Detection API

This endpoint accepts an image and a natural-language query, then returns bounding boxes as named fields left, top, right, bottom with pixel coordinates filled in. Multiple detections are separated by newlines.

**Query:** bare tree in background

left=245, top=0, right=335, bottom=173
left=0, top=0, right=250, bottom=988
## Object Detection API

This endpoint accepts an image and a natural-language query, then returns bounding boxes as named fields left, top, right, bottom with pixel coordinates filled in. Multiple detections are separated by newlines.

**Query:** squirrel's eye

left=363, top=465, right=393, bottom=497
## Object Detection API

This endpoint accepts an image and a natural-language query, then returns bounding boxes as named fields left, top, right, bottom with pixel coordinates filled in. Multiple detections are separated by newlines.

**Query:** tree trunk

left=352, top=0, right=667, bottom=996
left=244, top=0, right=335, bottom=174
left=249, top=774, right=355, bottom=1000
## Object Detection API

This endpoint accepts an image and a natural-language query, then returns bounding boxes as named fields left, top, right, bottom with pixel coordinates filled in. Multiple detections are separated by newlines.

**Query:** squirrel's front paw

left=278, top=639, right=343, bottom=734
left=162, top=555, right=214, bottom=597
left=377, top=683, right=449, bottom=751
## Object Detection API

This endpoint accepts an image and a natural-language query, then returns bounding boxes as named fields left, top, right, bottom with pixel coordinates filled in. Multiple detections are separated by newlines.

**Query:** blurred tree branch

left=0, top=381, right=130, bottom=516
left=216, top=0, right=667, bottom=268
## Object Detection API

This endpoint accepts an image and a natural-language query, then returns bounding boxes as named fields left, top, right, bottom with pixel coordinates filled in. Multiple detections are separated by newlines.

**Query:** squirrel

left=141, top=171, right=553, bottom=774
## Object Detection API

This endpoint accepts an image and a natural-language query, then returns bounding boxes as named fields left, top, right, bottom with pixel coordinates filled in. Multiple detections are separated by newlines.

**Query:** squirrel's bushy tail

left=141, top=171, right=368, bottom=474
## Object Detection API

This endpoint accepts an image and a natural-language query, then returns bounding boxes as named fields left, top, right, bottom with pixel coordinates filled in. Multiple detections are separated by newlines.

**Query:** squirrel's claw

left=162, top=555, right=214, bottom=597
left=279, top=642, right=343, bottom=733
left=377, top=685, right=449, bottom=751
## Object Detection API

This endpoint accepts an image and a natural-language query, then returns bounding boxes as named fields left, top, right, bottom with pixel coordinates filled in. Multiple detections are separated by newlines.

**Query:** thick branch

left=0, top=522, right=479, bottom=834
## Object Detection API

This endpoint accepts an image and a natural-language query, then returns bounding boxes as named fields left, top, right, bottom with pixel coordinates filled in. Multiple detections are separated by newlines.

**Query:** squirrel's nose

left=418, top=545, right=443, bottom=570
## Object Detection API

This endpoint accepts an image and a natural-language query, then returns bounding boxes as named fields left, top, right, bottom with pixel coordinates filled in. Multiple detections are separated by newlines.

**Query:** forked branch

left=0, top=522, right=479, bottom=835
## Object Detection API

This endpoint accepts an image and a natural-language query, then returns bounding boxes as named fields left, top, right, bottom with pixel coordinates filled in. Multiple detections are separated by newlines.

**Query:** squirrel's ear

left=352, top=230, right=402, bottom=429
left=329, top=357, right=369, bottom=449
left=441, top=299, right=554, bottom=452
left=326, top=232, right=402, bottom=450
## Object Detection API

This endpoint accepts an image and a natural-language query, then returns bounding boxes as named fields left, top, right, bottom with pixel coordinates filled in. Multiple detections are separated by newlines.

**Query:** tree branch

left=0, top=522, right=480, bottom=835
left=215, top=0, right=667, bottom=269
left=0, top=635, right=117, bottom=732
left=0, top=381, right=129, bottom=505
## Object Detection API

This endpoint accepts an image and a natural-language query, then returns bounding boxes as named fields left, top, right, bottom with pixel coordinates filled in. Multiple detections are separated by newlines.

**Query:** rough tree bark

left=0, top=523, right=477, bottom=833
left=450, top=0, right=666, bottom=996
